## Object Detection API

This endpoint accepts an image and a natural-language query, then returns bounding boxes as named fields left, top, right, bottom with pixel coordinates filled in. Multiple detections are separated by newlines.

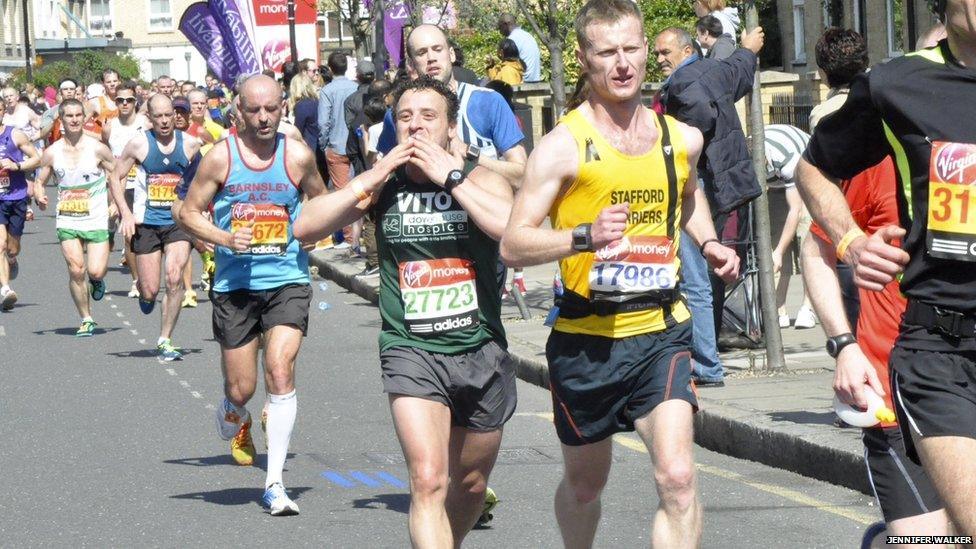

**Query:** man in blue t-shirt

left=377, top=25, right=526, bottom=186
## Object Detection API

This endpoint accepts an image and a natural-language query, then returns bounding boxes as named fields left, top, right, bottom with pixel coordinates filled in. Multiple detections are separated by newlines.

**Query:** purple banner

left=385, top=1, right=410, bottom=69
left=179, top=2, right=241, bottom=88
left=209, top=0, right=261, bottom=76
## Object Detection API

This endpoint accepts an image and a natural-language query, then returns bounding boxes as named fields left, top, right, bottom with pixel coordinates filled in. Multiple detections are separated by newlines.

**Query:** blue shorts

left=0, top=198, right=28, bottom=236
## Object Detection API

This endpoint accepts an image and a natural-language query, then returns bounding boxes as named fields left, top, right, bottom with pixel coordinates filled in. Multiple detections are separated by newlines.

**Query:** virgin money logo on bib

left=401, top=261, right=433, bottom=288
left=933, top=142, right=976, bottom=184
left=232, top=203, right=257, bottom=223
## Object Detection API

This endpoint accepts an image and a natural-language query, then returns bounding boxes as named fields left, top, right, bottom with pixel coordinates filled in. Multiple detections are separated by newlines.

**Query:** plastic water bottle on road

left=833, top=388, right=896, bottom=428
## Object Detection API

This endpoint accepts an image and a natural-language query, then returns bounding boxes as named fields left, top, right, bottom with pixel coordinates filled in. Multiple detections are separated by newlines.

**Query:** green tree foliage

left=12, top=50, right=141, bottom=89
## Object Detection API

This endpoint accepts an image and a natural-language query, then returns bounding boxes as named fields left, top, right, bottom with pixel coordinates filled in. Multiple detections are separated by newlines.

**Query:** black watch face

left=826, top=340, right=837, bottom=357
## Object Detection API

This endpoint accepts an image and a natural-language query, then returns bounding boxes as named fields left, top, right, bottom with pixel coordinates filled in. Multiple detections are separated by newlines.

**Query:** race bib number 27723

left=399, top=258, right=479, bottom=335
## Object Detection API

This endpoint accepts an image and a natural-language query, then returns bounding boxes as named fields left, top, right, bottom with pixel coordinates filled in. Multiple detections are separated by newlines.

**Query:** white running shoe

left=128, top=281, right=140, bottom=298
left=794, top=306, right=818, bottom=329
left=263, top=482, right=300, bottom=516
left=216, top=399, right=250, bottom=441
left=778, top=314, right=790, bottom=328
left=1, top=287, right=17, bottom=311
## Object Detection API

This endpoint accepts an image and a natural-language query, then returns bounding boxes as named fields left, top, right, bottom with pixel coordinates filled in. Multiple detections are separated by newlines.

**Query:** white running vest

left=54, top=152, right=109, bottom=232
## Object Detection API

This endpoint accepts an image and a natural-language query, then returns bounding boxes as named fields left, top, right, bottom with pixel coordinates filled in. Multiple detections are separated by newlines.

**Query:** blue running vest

left=138, top=130, right=190, bottom=225
left=212, top=133, right=308, bottom=292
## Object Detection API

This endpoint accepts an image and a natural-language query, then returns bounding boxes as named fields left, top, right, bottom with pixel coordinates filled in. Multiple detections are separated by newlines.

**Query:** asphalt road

left=0, top=202, right=883, bottom=548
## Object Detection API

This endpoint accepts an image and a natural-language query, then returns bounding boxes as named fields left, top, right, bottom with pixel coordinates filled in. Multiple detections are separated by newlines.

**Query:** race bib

left=399, top=258, right=479, bottom=335
left=0, top=168, right=9, bottom=194
left=927, top=141, right=976, bottom=261
left=230, top=203, right=289, bottom=255
left=126, top=165, right=138, bottom=186
left=589, top=235, right=677, bottom=299
left=57, top=188, right=90, bottom=217
left=147, top=173, right=180, bottom=208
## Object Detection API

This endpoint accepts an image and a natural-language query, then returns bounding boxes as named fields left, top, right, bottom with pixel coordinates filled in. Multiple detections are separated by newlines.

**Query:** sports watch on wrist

left=572, top=223, right=594, bottom=252
left=826, top=333, right=857, bottom=358
left=444, top=169, right=466, bottom=191
left=465, top=144, right=481, bottom=163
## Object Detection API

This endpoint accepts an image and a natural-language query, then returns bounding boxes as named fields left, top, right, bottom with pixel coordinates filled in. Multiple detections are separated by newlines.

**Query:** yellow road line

left=516, top=411, right=876, bottom=525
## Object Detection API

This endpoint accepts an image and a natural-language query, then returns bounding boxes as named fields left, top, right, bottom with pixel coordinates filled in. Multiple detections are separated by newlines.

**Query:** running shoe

left=475, top=487, right=498, bottom=527
left=231, top=418, right=256, bottom=466
left=157, top=339, right=182, bottom=361
left=128, top=282, right=140, bottom=298
left=794, top=306, right=818, bottom=329
left=1, top=287, right=17, bottom=311
left=334, top=241, right=351, bottom=250
left=262, top=482, right=300, bottom=516
left=181, top=290, right=198, bottom=308
left=89, top=278, right=106, bottom=301
left=513, top=277, right=527, bottom=296
left=75, top=319, right=97, bottom=337
left=139, top=298, right=155, bottom=314
left=7, top=255, right=17, bottom=280
left=216, top=399, right=250, bottom=440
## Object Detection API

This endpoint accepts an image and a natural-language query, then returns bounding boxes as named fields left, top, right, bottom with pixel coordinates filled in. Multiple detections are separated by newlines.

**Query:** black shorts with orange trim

left=546, top=322, right=697, bottom=446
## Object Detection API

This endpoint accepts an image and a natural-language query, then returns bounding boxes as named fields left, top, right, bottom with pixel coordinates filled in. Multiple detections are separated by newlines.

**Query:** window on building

left=150, top=59, right=171, bottom=79
left=318, top=12, right=353, bottom=43
left=823, top=0, right=843, bottom=28
left=793, top=0, right=806, bottom=63
left=148, top=0, right=173, bottom=31
left=89, top=0, right=112, bottom=35
left=887, top=0, right=904, bottom=57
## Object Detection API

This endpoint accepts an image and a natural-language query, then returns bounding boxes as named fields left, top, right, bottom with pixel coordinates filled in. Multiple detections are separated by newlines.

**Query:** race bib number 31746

left=927, top=141, right=976, bottom=260
left=399, top=258, right=479, bottom=335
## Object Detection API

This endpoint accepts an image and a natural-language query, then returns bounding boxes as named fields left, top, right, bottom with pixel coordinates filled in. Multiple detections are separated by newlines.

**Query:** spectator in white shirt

left=497, top=13, right=542, bottom=83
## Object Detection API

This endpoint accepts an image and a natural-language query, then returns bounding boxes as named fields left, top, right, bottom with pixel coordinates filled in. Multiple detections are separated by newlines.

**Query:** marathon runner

left=294, top=76, right=516, bottom=545
left=500, top=1, right=738, bottom=546
left=103, top=81, right=149, bottom=298
left=179, top=74, right=325, bottom=516
left=34, top=99, right=116, bottom=336
left=110, top=94, right=201, bottom=361
left=0, top=103, right=41, bottom=310
left=86, top=69, right=121, bottom=133
left=797, top=0, right=976, bottom=534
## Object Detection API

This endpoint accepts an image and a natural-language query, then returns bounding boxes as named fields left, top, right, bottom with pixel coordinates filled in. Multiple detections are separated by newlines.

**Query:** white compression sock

left=265, top=389, right=297, bottom=488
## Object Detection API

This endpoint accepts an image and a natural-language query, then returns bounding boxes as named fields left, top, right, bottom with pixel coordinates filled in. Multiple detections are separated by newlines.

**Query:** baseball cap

left=172, top=96, right=190, bottom=111
left=356, top=60, right=376, bottom=77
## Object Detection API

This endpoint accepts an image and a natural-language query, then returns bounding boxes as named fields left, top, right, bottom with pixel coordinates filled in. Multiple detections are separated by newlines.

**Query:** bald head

left=238, top=74, right=280, bottom=109
left=405, top=25, right=455, bottom=84
left=147, top=93, right=172, bottom=115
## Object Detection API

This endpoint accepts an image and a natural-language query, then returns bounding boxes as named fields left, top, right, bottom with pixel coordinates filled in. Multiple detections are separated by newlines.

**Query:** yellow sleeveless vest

left=551, top=108, right=691, bottom=338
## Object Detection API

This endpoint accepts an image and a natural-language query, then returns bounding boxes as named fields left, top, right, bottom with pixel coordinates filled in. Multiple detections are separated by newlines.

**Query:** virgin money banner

left=250, top=0, right=319, bottom=74
left=210, top=0, right=262, bottom=76
left=179, top=2, right=241, bottom=87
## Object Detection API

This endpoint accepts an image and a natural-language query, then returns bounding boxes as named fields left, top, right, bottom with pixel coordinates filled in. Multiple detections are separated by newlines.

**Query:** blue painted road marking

left=321, top=470, right=407, bottom=489
left=321, top=471, right=356, bottom=488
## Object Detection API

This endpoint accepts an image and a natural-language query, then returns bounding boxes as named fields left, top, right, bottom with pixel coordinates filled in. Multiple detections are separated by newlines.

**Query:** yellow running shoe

left=182, top=290, right=198, bottom=308
left=231, top=418, right=256, bottom=466
left=476, top=487, right=498, bottom=527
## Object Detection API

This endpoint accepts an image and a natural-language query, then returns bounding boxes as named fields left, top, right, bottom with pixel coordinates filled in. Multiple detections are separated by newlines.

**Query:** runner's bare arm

left=500, top=127, right=579, bottom=266
left=279, top=122, right=304, bottom=143
left=409, top=135, right=513, bottom=239
left=285, top=137, right=327, bottom=200
left=800, top=232, right=884, bottom=408
left=476, top=144, right=527, bottom=188
left=294, top=140, right=415, bottom=243
left=32, top=147, right=55, bottom=210
left=181, top=144, right=243, bottom=249
left=111, top=134, right=147, bottom=222
left=101, top=118, right=112, bottom=145
left=182, top=133, right=203, bottom=160
left=796, top=158, right=908, bottom=291
left=678, top=124, right=739, bottom=281
left=96, top=143, right=118, bottom=217
left=7, top=130, right=40, bottom=171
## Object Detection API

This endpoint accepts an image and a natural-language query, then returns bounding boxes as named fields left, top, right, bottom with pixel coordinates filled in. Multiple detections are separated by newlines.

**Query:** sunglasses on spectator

left=114, top=97, right=136, bottom=105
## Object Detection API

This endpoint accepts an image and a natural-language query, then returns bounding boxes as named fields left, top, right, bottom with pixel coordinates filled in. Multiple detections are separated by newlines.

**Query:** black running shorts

left=211, top=283, right=311, bottom=349
left=132, top=223, right=191, bottom=254
left=380, top=341, right=517, bottom=431
left=890, top=346, right=976, bottom=463
left=863, top=426, right=943, bottom=523
left=547, top=322, right=697, bottom=446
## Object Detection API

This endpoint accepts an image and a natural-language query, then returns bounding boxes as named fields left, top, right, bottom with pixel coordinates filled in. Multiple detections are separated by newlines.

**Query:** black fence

left=768, top=92, right=814, bottom=133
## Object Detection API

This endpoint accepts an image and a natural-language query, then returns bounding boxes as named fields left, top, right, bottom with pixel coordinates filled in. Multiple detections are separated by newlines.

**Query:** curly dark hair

left=815, top=28, right=868, bottom=88
left=391, top=75, right=459, bottom=123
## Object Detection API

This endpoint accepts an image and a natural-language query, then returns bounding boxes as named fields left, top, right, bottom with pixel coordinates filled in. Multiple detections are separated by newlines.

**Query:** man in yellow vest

left=500, top=1, right=738, bottom=546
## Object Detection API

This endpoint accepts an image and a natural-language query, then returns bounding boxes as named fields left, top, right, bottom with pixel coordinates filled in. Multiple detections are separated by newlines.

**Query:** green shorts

left=57, top=228, right=110, bottom=243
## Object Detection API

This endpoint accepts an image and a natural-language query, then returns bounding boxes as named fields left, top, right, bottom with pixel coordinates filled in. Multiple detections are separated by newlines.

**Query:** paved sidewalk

left=309, top=248, right=872, bottom=494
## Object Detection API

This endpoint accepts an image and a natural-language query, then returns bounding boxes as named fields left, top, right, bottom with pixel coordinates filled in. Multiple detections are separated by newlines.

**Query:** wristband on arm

left=835, top=228, right=865, bottom=261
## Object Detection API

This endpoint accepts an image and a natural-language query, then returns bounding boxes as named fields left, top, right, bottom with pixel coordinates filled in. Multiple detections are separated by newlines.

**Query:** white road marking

left=179, top=380, right=190, bottom=388
left=190, top=391, right=202, bottom=399
left=122, top=321, right=130, bottom=326
left=115, top=312, right=124, bottom=318
left=110, top=304, right=117, bottom=309
left=138, top=338, right=146, bottom=345
left=0, top=326, right=5, bottom=337
left=129, top=329, right=138, bottom=336
left=166, top=368, right=176, bottom=376
left=205, top=404, right=216, bottom=410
